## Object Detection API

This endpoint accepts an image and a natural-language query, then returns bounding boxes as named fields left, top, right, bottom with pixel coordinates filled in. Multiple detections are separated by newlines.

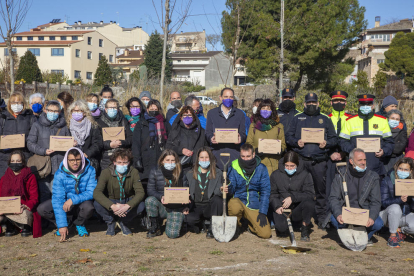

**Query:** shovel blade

left=211, top=215, right=237, bottom=243
left=338, top=226, right=368, bottom=252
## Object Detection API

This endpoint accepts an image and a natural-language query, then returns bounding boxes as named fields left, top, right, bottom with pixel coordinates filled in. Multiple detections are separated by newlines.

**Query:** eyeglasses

left=68, top=159, right=82, bottom=163
left=11, top=102, right=23, bottom=105
left=107, top=107, right=117, bottom=111
left=182, top=115, right=192, bottom=118
left=46, top=109, right=59, bottom=114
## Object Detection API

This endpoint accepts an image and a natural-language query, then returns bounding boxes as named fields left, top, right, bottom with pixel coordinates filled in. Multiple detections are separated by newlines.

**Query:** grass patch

left=144, top=246, right=155, bottom=253
left=209, top=250, right=224, bottom=255
left=138, top=266, right=149, bottom=272
left=326, top=246, right=337, bottom=250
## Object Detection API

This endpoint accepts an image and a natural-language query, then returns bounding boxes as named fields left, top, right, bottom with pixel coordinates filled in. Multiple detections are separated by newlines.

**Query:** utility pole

left=279, top=0, right=284, bottom=103
left=160, top=0, right=171, bottom=106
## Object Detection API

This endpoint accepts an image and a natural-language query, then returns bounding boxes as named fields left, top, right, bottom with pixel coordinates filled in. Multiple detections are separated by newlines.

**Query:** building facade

left=163, top=31, right=206, bottom=53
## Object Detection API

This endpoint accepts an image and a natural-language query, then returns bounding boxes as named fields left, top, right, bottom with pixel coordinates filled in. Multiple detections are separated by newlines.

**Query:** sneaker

left=76, top=225, right=89, bottom=237
left=300, top=225, right=310, bottom=242
left=21, top=226, right=32, bottom=237
left=396, top=230, right=406, bottom=243
left=147, top=217, right=161, bottom=238
left=116, top=222, right=132, bottom=236
left=367, top=239, right=374, bottom=247
left=387, top=236, right=400, bottom=248
left=54, top=229, right=61, bottom=236
left=106, top=222, right=116, bottom=236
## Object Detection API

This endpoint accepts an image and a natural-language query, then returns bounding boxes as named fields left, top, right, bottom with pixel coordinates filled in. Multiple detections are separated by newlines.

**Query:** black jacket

left=390, top=126, right=407, bottom=157
left=277, top=102, right=300, bottom=133
left=69, top=124, right=103, bottom=170
left=269, top=159, right=314, bottom=211
left=185, top=168, right=223, bottom=207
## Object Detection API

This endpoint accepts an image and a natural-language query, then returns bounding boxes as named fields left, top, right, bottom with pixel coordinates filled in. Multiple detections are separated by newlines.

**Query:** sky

left=1, top=0, right=414, bottom=50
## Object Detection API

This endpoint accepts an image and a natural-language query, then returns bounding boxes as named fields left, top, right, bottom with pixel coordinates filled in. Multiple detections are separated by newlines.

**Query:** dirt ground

left=1, top=219, right=414, bottom=276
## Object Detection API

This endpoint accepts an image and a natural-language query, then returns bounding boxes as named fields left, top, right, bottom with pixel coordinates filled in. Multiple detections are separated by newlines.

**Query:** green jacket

left=93, top=164, right=145, bottom=210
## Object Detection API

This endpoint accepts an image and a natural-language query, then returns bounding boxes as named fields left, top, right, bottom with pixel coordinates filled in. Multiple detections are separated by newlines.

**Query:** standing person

left=29, top=93, right=45, bottom=119
left=233, top=96, right=251, bottom=136
left=339, top=94, right=394, bottom=177
left=139, top=91, right=152, bottom=108
left=166, top=91, right=182, bottom=124
left=37, top=148, right=97, bottom=240
left=250, top=98, right=263, bottom=123
left=205, top=88, right=246, bottom=170
left=27, top=100, right=71, bottom=203
left=185, top=147, right=224, bottom=238
left=0, top=150, right=41, bottom=238
left=96, top=99, right=133, bottom=170
left=0, top=92, right=37, bottom=176
left=99, top=85, right=114, bottom=111
left=381, top=110, right=407, bottom=173
left=57, top=92, right=74, bottom=116
left=169, top=95, right=207, bottom=129
left=66, top=100, right=103, bottom=172
left=86, top=93, right=101, bottom=120
left=227, top=144, right=271, bottom=239
left=380, top=157, right=414, bottom=248
left=166, top=106, right=206, bottom=175
left=277, top=88, right=300, bottom=132
left=285, top=93, right=337, bottom=229
left=270, top=151, right=314, bottom=240
left=246, top=99, right=286, bottom=176
left=93, top=149, right=145, bottom=236
left=124, top=97, right=146, bottom=132
left=145, top=149, right=188, bottom=239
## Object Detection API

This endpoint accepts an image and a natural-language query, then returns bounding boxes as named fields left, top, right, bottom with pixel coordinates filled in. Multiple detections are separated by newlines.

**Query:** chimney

left=140, top=50, right=143, bottom=55
left=125, top=49, right=129, bottom=56
left=110, top=21, right=113, bottom=24
left=100, top=21, right=103, bottom=24
left=78, top=21, right=82, bottom=25
left=375, top=16, right=380, bottom=28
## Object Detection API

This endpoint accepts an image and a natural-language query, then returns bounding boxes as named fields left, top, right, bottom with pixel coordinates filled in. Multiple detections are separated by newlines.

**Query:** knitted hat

left=139, top=91, right=152, bottom=100
left=382, top=95, right=398, bottom=108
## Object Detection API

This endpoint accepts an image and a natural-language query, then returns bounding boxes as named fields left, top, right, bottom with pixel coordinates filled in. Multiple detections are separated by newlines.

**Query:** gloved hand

left=136, top=160, right=143, bottom=170
left=257, top=213, right=268, bottom=227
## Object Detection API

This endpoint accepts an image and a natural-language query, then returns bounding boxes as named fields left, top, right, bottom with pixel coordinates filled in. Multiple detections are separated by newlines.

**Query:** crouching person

left=186, top=147, right=224, bottom=238
left=93, top=149, right=145, bottom=236
left=227, top=144, right=271, bottom=239
left=146, top=149, right=188, bottom=239
left=38, top=148, right=97, bottom=240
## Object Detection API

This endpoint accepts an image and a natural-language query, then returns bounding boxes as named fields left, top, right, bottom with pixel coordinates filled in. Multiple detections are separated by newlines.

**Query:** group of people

left=0, top=86, right=413, bottom=250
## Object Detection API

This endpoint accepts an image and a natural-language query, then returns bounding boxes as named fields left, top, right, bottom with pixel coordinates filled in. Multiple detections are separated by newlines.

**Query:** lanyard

left=116, top=171, right=126, bottom=200
left=197, top=167, right=210, bottom=200
left=165, top=179, right=172, bottom=188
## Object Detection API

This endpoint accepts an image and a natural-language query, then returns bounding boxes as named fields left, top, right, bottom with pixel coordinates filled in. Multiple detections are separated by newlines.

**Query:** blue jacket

left=169, top=113, right=207, bottom=129
left=381, top=171, right=414, bottom=214
left=241, top=110, right=251, bottom=136
left=228, top=157, right=270, bottom=214
left=52, top=159, right=97, bottom=228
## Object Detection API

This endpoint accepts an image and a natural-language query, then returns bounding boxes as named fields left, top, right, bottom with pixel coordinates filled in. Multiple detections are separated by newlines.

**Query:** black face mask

left=332, top=102, right=346, bottom=112
left=148, top=111, right=159, bottom=117
left=9, top=163, right=24, bottom=172
left=238, top=157, right=257, bottom=176
left=280, top=100, right=295, bottom=112
left=171, top=100, right=182, bottom=109
left=304, top=105, right=318, bottom=116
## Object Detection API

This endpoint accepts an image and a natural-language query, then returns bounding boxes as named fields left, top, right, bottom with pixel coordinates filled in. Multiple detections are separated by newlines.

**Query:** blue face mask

left=107, top=109, right=118, bottom=118
left=389, top=119, right=399, bottom=129
left=285, top=168, right=297, bottom=175
left=88, top=102, right=98, bottom=111
left=355, top=165, right=367, bottom=173
left=116, top=164, right=128, bottom=174
left=359, top=105, right=372, bottom=115
left=101, top=98, right=109, bottom=106
left=164, top=162, right=176, bottom=171
left=397, top=170, right=410, bottom=179
left=199, top=161, right=210, bottom=169
left=32, top=103, right=43, bottom=113
left=222, top=98, right=234, bottom=108
left=47, top=112, right=59, bottom=122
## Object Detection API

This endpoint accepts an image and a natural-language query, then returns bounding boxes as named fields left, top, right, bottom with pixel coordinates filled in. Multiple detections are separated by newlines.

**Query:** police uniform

left=339, top=94, right=394, bottom=176
left=277, top=88, right=300, bottom=133
left=285, top=93, right=337, bottom=226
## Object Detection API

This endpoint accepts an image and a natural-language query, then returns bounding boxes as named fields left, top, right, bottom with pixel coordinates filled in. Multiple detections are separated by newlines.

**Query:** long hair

left=7, top=92, right=26, bottom=115
left=157, top=149, right=182, bottom=186
left=148, top=99, right=164, bottom=115
left=283, top=151, right=299, bottom=167
left=125, top=97, right=146, bottom=116
left=252, top=99, right=279, bottom=124
left=57, top=92, right=74, bottom=110
left=192, top=147, right=217, bottom=180
left=394, top=157, right=414, bottom=179
left=66, top=100, right=98, bottom=128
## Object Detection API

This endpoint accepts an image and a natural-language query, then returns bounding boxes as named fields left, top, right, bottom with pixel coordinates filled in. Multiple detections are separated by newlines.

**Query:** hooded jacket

left=52, top=148, right=97, bottom=229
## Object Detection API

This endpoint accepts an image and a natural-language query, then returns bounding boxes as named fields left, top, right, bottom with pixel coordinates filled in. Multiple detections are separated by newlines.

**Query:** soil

left=1, top=219, right=414, bottom=276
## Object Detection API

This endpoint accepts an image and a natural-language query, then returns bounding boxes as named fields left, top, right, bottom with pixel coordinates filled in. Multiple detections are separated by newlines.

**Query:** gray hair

left=46, top=100, right=61, bottom=111
left=184, top=95, right=199, bottom=107
left=29, top=93, right=45, bottom=104
left=66, top=100, right=97, bottom=128
left=349, top=148, right=365, bottom=162
left=387, top=109, right=403, bottom=119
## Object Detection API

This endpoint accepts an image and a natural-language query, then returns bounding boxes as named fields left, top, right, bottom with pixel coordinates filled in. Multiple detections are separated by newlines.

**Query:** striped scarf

left=254, top=119, right=277, bottom=132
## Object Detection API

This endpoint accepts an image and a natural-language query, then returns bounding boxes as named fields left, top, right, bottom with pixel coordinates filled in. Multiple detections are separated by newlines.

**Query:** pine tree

left=144, top=30, right=172, bottom=80
left=94, top=55, right=113, bottom=86
left=15, top=50, right=42, bottom=83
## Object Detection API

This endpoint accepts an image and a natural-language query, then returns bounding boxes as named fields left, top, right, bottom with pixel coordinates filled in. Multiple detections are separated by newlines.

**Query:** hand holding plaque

left=102, top=127, right=126, bottom=141
left=395, top=179, right=414, bottom=196
left=0, top=134, right=25, bottom=149
left=50, top=136, right=74, bottom=152
left=215, top=128, right=238, bottom=143
left=341, top=207, right=370, bottom=226
left=301, top=128, right=325, bottom=143
left=164, top=187, right=190, bottom=204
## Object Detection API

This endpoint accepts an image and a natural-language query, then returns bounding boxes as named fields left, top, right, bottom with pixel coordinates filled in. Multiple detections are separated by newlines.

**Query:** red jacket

left=0, top=167, right=42, bottom=238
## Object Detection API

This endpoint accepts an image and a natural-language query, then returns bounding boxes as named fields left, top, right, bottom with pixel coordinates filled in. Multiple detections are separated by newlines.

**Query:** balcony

left=172, top=76, right=191, bottom=82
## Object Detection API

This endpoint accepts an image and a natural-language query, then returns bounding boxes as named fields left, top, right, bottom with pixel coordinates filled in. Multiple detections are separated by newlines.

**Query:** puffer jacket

left=269, top=159, right=314, bottom=211
left=27, top=112, right=70, bottom=174
left=227, top=156, right=270, bottom=215
left=0, top=110, right=37, bottom=176
left=381, top=171, right=414, bottom=213
left=51, top=159, right=97, bottom=228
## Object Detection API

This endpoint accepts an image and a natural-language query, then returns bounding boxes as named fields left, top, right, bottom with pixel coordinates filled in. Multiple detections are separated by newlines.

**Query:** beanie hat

left=139, top=91, right=152, bottom=100
left=382, top=95, right=398, bottom=108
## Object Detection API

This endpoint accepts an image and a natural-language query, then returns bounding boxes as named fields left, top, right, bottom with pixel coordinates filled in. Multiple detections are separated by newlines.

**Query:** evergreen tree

left=373, top=71, right=387, bottom=95
left=144, top=30, right=172, bottom=80
left=94, top=55, right=113, bottom=86
left=15, top=50, right=42, bottom=83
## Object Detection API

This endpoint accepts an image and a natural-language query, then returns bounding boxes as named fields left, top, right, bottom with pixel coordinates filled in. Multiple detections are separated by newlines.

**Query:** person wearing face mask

left=0, top=92, right=37, bottom=177
left=124, top=97, right=146, bottom=132
left=206, top=88, right=247, bottom=170
left=277, top=89, right=299, bottom=132
left=166, top=91, right=182, bottom=124
left=96, top=99, right=133, bottom=170
left=93, top=149, right=145, bottom=236
left=145, top=149, right=188, bottom=239
left=324, top=148, right=383, bottom=246
left=285, top=93, right=337, bottom=229
left=27, top=100, right=71, bottom=204
left=99, top=85, right=114, bottom=111
left=379, top=157, right=414, bottom=248
left=0, top=150, right=41, bottom=238
left=376, top=95, right=407, bottom=131
left=139, top=91, right=152, bottom=108
left=169, top=95, right=207, bottom=130
left=227, top=143, right=271, bottom=239
left=86, top=93, right=101, bottom=120
left=185, top=147, right=225, bottom=238
left=246, top=99, right=286, bottom=176
left=339, top=94, right=394, bottom=177
left=250, top=98, right=263, bottom=123
left=166, top=106, right=206, bottom=175
left=269, top=151, right=314, bottom=240
left=29, top=93, right=45, bottom=120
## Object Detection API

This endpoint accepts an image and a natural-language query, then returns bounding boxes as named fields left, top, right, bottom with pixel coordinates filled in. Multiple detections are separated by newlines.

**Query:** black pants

left=186, top=195, right=223, bottom=227
left=37, top=199, right=94, bottom=227
left=273, top=200, right=315, bottom=233
left=94, top=198, right=145, bottom=225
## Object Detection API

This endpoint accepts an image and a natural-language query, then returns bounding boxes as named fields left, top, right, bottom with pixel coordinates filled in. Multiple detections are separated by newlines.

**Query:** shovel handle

left=222, top=171, right=227, bottom=200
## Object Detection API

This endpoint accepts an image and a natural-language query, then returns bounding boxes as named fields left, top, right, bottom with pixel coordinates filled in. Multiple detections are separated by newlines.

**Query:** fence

left=0, top=81, right=90, bottom=98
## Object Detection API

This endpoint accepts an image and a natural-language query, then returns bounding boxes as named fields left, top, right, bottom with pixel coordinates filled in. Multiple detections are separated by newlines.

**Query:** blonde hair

left=66, top=99, right=98, bottom=127
left=86, top=93, right=99, bottom=103
left=7, top=92, right=26, bottom=115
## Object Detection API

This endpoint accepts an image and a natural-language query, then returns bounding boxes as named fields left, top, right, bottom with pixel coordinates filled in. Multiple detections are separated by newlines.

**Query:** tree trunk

left=7, top=39, right=14, bottom=94
left=294, top=69, right=303, bottom=91
left=231, top=3, right=241, bottom=89
left=160, top=0, right=170, bottom=106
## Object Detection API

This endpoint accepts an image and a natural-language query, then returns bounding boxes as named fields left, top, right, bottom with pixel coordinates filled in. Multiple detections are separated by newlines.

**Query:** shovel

left=212, top=153, right=237, bottom=242
left=280, top=209, right=311, bottom=253
left=335, top=162, right=368, bottom=252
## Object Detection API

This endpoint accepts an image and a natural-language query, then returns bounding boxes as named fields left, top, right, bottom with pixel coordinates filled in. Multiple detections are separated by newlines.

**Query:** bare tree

left=206, top=34, right=221, bottom=51
left=0, top=0, right=31, bottom=94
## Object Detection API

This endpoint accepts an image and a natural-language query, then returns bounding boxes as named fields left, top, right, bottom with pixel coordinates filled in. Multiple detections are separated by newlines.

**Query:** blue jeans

left=94, top=198, right=145, bottom=225
left=330, top=214, right=383, bottom=240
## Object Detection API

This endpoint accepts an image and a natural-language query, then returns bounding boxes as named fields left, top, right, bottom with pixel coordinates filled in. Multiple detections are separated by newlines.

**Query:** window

left=50, top=36, right=55, bottom=41
left=72, top=36, right=78, bottom=40
left=109, top=55, right=113, bottom=62
left=16, top=36, right=22, bottom=41
left=99, top=53, right=103, bottom=60
left=51, top=70, right=64, bottom=76
left=38, top=36, right=44, bottom=41
left=75, top=49, right=80, bottom=58
left=86, top=72, right=92, bottom=80
left=60, top=36, right=67, bottom=41
left=377, top=59, right=385, bottom=64
left=177, top=60, right=181, bottom=63
left=87, top=51, right=92, bottom=59
left=74, top=70, right=81, bottom=79
left=28, top=48, right=40, bottom=56
left=28, top=36, right=33, bottom=41
left=99, top=39, right=103, bottom=47
left=4, top=48, right=16, bottom=56
left=88, top=37, right=92, bottom=45
left=51, top=48, right=64, bottom=56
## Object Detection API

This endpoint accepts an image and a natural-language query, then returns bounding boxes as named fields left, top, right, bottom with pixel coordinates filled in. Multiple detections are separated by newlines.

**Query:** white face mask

left=252, top=106, right=258, bottom=114
left=11, top=104, right=23, bottom=113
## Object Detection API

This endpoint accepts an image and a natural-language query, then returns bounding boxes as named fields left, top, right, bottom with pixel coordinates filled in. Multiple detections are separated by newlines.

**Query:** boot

left=206, top=222, right=214, bottom=239
left=117, top=222, right=132, bottom=236
left=147, top=217, right=161, bottom=238
left=300, top=224, right=310, bottom=242
left=5, top=220, right=16, bottom=237
left=21, top=225, right=32, bottom=237
left=106, top=222, right=116, bottom=236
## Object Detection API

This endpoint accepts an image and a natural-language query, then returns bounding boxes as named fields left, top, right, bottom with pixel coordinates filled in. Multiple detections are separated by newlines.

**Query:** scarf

left=254, top=119, right=278, bottom=132
left=125, top=114, right=140, bottom=132
left=349, top=163, right=366, bottom=178
left=91, top=108, right=101, bottom=117
left=197, top=167, right=210, bottom=201
left=70, top=118, right=92, bottom=147
left=238, top=157, right=257, bottom=177
left=145, top=113, right=167, bottom=148
left=101, top=111, right=120, bottom=127
left=0, top=167, right=31, bottom=198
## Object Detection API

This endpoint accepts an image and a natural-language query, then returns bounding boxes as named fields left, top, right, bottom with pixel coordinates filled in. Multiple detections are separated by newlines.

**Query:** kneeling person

left=38, top=148, right=97, bottom=240
left=228, top=144, right=271, bottom=239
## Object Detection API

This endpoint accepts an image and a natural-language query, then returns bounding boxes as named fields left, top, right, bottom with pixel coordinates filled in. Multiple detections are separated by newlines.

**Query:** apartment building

left=162, top=31, right=206, bottom=53
left=111, top=49, right=145, bottom=78
left=0, top=28, right=117, bottom=83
